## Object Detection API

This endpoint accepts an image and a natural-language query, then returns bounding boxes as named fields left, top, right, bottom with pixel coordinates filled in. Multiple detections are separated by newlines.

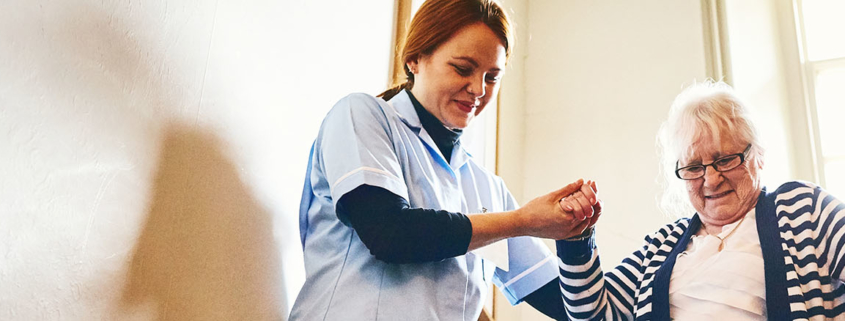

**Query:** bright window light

left=802, top=0, right=845, bottom=61
left=825, top=160, right=845, bottom=199
left=797, top=0, right=845, bottom=196
left=814, top=67, right=845, bottom=156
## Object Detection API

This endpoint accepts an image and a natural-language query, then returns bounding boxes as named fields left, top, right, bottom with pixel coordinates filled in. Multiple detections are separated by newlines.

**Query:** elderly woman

left=557, top=81, right=845, bottom=320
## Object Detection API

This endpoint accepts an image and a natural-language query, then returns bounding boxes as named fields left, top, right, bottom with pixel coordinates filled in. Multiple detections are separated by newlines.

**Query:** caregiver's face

left=408, top=22, right=506, bottom=129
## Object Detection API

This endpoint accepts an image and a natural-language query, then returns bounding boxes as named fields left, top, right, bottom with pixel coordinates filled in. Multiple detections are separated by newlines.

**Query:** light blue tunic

left=290, top=90, right=558, bottom=321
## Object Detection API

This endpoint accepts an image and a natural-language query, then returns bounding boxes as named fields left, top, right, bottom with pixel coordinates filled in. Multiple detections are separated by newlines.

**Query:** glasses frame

left=675, top=144, right=752, bottom=180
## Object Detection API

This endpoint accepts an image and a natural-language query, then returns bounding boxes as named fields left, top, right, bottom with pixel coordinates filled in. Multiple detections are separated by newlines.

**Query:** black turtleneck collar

left=406, top=89, right=462, bottom=163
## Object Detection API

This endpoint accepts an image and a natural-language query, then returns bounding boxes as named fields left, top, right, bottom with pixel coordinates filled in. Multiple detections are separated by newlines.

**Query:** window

left=795, top=0, right=845, bottom=197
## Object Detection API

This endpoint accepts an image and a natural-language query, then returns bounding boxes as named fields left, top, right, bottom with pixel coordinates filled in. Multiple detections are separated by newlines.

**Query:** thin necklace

left=709, top=214, right=748, bottom=252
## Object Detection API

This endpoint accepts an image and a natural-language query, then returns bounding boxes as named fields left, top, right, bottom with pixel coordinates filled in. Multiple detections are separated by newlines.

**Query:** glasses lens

left=713, top=155, right=742, bottom=171
left=679, top=166, right=705, bottom=179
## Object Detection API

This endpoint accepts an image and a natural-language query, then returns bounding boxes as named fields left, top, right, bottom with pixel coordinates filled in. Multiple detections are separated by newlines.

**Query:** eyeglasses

left=675, top=144, right=752, bottom=180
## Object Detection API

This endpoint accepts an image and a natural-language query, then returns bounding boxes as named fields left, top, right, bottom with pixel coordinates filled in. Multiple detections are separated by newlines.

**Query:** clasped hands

left=517, top=179, right=601, bottom=240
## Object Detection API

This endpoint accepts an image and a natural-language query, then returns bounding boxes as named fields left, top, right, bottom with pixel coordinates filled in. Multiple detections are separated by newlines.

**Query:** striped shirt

left=556, top=181, right=845, bottom=320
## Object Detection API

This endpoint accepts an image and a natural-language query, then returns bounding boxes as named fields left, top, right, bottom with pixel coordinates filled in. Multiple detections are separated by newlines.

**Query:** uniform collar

left=387, top=89, right=422, bottom=130
left=387, top=90, right=472, bottom=173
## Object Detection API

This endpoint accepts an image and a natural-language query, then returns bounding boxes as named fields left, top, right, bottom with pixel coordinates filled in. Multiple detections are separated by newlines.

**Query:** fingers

left=588, top=181, right=601, bottom=223
left=588, top=199, right=603, bottom=227
left=593, top=199, right=603, bottom=217
left=579, top=180, right=597, bottom=205
left=559, top=191, right=592, bottom=220
left=558, top=196, right=575, bottom=212
left=558, top=190, right=584, bottom=211
left=553, top=178, right=600, bottom=221
left=551, top=179, right=584, bottom=200
left=571, top=191, right=593, bottom=220
left=569, top=200, right=601, bottom=239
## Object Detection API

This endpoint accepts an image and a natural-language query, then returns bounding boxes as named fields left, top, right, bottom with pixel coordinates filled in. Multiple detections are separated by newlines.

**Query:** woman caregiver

left=288, top=0, right=599, bottom=320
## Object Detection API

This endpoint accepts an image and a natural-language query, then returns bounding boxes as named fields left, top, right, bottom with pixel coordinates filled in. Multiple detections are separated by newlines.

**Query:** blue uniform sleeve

left=316, top=94, right=409, bottom=221
left=492, top=182, right=559, bottom=305
left=494, top=236, right=559, bottom=305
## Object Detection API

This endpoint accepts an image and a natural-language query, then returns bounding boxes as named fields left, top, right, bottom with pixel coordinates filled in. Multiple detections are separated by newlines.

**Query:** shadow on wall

left=119, top=124, right=284, bottom=321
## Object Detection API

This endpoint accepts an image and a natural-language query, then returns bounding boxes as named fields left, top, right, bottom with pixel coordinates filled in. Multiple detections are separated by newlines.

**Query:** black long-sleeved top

left=336, top=90, right=471, bottom=263
left=335, top=89, right=567, bottom=320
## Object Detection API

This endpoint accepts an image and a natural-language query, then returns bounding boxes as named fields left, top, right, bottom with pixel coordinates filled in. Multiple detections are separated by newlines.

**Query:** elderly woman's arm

left=807, top=184, right=845, bottom=281
left=556, top=231, right=656, bottom=320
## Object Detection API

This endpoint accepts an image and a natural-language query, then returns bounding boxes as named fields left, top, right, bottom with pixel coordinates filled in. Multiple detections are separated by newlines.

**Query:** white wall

left=0, top=0, right=394, bottom=319
left=498, top=0, right=531, bottom=204
left=495, top=1, right=707, bottom=320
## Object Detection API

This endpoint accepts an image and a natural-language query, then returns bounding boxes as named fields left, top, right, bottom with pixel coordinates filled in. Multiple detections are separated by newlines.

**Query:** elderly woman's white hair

left=657, top=80, right=766, bottom=218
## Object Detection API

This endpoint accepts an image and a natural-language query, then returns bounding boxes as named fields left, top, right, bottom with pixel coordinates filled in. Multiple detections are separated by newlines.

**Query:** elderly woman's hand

left=515, top=179, right=600, bottom=240
left=559, top=180, right=602, bottom=235
left=560, top=180, right=599, bottom=220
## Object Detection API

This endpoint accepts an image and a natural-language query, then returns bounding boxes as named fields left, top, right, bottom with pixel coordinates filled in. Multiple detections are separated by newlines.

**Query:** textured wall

left=0, top=0, right=393, bottom=319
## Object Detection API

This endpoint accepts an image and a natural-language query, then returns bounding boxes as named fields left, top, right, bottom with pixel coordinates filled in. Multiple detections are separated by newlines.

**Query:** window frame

left=793, top=0, right=845, bottom=190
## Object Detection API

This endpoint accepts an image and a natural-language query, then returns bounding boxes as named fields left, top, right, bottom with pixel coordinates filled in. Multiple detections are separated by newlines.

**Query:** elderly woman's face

left=682, top=132, right=762, bottom=226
